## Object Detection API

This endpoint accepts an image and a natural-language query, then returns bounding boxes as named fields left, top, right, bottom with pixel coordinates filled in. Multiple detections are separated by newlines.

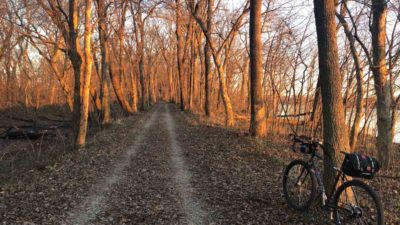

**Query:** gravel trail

left=164, top=104, right=207, bottom=225
left=2, top=103, right=352, bottom=225
left=65, top=105, right=160, bottom=225
left=77, top=103, right=208, bottom=225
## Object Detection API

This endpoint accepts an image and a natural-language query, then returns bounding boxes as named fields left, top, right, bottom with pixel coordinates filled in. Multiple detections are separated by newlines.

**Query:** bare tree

left=249, top=0, right=266, bottom=137
left=175, top=0, right=189, bottom=111
left=204, top=0, right=213, bottom=116
left=336, top=1, right=364, bottom=150
left=189, top=1, right=249, bottom=126
left=313, top=0, right=350, bottom=190
left=75, top=0, right=94, bottom=147
left=96, top=0, right=112, bottom=124
left=371, top=0, right=392, bottom=166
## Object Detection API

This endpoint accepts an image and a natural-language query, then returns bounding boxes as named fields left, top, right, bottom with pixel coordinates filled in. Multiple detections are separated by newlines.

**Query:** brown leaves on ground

left=0, top=104, right=399, bottom=224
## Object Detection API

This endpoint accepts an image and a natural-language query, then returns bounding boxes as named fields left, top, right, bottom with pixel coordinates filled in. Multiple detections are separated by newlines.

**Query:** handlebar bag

left=341, top=153, right=380, bottom=179
left=292, top=141, right=314, bottom=154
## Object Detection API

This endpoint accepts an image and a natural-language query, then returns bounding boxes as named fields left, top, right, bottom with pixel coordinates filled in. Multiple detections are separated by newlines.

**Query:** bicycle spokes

left=336, top=185, right=379, bottom=225
left=287, top=164, right=314, bottom=207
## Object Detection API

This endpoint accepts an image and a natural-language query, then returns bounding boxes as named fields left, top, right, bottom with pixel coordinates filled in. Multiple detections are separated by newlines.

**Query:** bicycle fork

left=314, top=168, right=336, bottom=220
left=313, top=168, right=328, bottom=205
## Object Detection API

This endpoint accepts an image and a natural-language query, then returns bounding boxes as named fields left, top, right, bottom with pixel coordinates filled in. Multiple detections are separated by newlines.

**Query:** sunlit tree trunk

left=149, top=66, right=157, bottom=104
left=249, top=0, right=267, bottom=137
left=190, top=2, right=242, bottom=126
left=168, top=66, right=175, bottom=102
left=176, top=0, right=188, bottom=111
left=336, top=9, right=363, bottom=150
left=204, top=0, right=213, bottom=116
left=118, top=1, right=132, bottom=111
left=313, top=0, right=350, bottom=191
left=371, top=0, right=392, bottom=167
left=96, top=0, right=111, bottom=124
left=75, top=0, right=93, bottom=147
left=241, top=59, right=249, bottom=112
left=213, top=54, right=234, bottom=126
left=130, top=69, right=138, bottom=112
left=102, top=2, right=133, bottom=114
left=67, top=0, right=85, bottom=148
left=108, top=57, right=133, bottom=113
left=50, top=47, right=74, bottom=111
left=139, top=50, right=147, bottom=110
left=132, top=1, right=149, bottom=111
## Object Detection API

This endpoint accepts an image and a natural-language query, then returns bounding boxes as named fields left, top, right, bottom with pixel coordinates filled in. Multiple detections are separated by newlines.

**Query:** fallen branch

left=276, top=112, right=312, bottom=118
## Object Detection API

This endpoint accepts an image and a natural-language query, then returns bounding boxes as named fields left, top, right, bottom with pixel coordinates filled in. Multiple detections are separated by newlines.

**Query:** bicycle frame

left=287, top=136, right=383, bottom=224
left=305, top=151, right=347, bottom=209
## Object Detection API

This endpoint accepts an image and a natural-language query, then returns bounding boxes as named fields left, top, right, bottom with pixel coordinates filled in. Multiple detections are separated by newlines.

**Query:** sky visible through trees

left=0, top=0, right=400, bottom=224
left=1, top=0, right=400, bottom=144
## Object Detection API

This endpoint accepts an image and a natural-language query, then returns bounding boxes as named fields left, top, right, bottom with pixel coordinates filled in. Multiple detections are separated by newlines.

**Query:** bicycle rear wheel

left=283, top=160, right=317, bottom=211
left=332, top=179, right=383, bottom=225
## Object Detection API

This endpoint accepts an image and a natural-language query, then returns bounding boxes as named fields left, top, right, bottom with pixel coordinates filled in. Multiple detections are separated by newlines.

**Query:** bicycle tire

left=332, top=179, right=383, bottom=225
left=283, top=160, right=317, bottom=211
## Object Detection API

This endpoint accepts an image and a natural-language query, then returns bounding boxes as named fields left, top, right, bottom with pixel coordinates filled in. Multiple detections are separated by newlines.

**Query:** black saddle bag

left=341, top=153, right=380, bottom=179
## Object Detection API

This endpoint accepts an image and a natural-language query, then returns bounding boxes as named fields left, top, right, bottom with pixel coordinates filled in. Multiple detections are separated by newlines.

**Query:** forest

left=0, top=0, right=399, bottom=224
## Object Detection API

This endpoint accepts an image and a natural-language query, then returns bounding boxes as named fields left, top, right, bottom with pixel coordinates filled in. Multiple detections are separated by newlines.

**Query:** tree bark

left=130, top=69, right=138, bottom=112
left=67, top=0, right=85, bottom=148
left=96, top=0, right=111, bottom=124
left=50, top=49, right=74, bottom=111
left=241, top=59, right=249, bottom=112
left=249, top=0, right=267, bottom=137
left=313, top=0, right=350, bottom=191
left=37, top=0, right=84, bottom=146
left=118, top=1, right=131, bottom=110
left=204, top=0, right=213, bottom=116
left=371, top=0, right=392, bottom=167
left=168, top=64, right=175, bottom=102
left=336, top=9, right=363, bottom=150
left=190, top=2, right=245, bottom=126
left=176, top=0, right=188, bottom=111
left=108, top=59, right=134, bottom=113
left=75, top=0, right=93, bottom=147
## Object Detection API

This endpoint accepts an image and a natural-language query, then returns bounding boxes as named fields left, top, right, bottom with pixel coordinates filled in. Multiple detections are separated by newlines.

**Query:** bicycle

left=282, top=135, right=383, bottom=225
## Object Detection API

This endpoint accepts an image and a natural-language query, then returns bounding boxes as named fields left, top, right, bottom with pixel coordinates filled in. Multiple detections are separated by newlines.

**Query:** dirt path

left=62, top=103, right=208, bottom=225
left=4, top=103, right=398, bottom=224
left=65, top=105, right=159, bottom=225
left=0, top=103, right=328, bottom=225
left=164, top=105, right=207, bottom=225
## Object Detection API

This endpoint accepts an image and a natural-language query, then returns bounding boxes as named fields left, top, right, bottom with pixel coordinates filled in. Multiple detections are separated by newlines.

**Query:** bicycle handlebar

left=292, top=135, right=323, bottom=148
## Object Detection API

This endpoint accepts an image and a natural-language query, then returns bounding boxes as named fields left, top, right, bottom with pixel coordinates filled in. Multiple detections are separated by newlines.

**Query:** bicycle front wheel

left=333, top=179, right=383, bottom=225
left=282, top=160, right=317, bottom=211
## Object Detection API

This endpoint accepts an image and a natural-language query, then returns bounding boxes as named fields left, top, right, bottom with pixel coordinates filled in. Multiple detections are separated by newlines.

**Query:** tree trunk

left=190, top=3, right=239, bottom=126
left=204, top=0, right=213, bottom=116
left=168, top=65, right=175, bottom=102
left=108, top=60, right=133, bottom=113
left=241, top=59, right=249, bottom=112
left=75, top=0, right=93, bottom=148
left=133, top=2, right=148, bottom=111
left=138, top=51, right=147, bottom=110
left=49, top=54, right=74, bottom=111
left=118, top=2, right=130, bottom=110
left=214, top=57, right=234, bottom=126
left=130, top=69, right=138, bottom=112
left=313, top=0, right=350, bottom=191
left=371, top=0, right=392, bottom=167
left=249, top=0, right=267, bottom=137
left=336, top=10, right=364, bottom=150
left=96, top=0, right=111, bottom=124
left=67, top=0, right=85, bottom=148
left=150, top=67, right=157, bottom=104
left=176, top=0, right=188, bottom=111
